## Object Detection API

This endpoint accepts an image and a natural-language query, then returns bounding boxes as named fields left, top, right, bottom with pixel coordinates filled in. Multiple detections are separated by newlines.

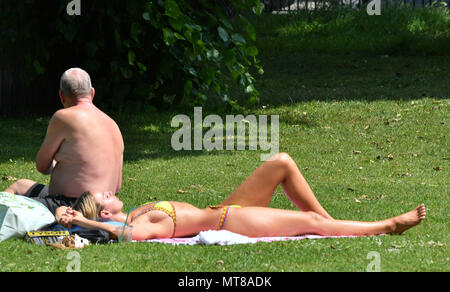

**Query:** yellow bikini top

left=131, top=201, right=177, bottom=237
left=151, top=201, right=176, bottom=219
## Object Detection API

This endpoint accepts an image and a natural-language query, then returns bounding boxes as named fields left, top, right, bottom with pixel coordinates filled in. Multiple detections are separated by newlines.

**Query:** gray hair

left=59, top=68, right=92, bottom=98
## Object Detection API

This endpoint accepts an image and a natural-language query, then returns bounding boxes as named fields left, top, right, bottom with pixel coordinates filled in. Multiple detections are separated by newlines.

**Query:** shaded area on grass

left=233, top=8, right=450, bottom=105
left=253, top=54, right=449, bottom=105
left=253, top=8, right=449, bottom=56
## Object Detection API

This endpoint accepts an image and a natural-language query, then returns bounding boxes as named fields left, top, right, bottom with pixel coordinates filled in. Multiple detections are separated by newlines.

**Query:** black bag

left=44, top=222, right=111, bottom=244
left=71, top=228, right=110, bottom=244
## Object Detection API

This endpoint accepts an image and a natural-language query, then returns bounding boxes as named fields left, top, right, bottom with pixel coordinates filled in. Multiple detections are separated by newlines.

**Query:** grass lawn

left=0, top=8, right=449, bottom=272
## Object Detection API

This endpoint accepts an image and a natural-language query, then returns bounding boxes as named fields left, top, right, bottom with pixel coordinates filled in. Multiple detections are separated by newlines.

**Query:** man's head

left=72, top=190, right=123, bottom=221
left=59, top=68, right=95, bottom=107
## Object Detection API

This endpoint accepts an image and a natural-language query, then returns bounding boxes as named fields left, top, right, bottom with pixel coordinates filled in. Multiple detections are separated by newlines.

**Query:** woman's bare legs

left=227, top=204, right=426, bottom=237
left=3, top=179, right=38, bottom=196
left=220, top=152, right=334, bottom=219
left=310, top=204, right=427, bottom=236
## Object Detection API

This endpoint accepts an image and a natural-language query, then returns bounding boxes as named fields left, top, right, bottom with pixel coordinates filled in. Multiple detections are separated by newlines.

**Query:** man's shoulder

left=50, top=108, right=71, bottom=124
left=53, top=106, right=82, bottom=117
left=50, top=107, right=91, bottom=128
left=54, top=105, right=102, bottom=119
left=53, top=106, right=119, bottom=129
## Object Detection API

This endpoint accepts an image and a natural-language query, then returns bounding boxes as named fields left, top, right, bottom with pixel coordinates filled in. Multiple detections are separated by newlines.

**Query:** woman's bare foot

left=390, top=204, right=426, bottom=235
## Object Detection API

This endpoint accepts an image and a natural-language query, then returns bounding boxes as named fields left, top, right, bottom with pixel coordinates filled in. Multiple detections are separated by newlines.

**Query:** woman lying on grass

left=57, top=153, right=426, bottom=241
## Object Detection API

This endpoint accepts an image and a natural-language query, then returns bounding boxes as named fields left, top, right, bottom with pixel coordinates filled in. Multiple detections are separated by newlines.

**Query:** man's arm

left=116, top=153, right=123, bottom=193
left=35, top=112, right=66, bottom=174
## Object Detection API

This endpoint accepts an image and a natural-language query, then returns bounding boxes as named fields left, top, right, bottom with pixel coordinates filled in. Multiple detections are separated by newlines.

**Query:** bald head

left=60, top=68, right=93, bottom=98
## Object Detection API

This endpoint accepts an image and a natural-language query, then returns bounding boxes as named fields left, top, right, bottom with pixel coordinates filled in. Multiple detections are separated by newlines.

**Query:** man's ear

left=59, top=90, right=66, bottom=106
left=90, top=87, right=95, bottom=101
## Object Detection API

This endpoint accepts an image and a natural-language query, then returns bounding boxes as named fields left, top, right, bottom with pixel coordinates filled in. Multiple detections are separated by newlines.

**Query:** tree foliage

left=0, top=0, right=264, bottom=113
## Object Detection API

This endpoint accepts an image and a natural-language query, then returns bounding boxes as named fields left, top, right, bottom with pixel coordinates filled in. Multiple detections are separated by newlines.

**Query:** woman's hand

left=59, top=208, right=86, bottom=228
left=58, top=208, right=118, bottom=236
left=55, top=206, right=69, bottom=225
left=65, top=208, right=86, bottom=225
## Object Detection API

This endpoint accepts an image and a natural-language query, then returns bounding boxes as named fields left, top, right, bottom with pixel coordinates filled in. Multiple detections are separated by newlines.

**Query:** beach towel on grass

left=135, top=230, right=359, bottom=246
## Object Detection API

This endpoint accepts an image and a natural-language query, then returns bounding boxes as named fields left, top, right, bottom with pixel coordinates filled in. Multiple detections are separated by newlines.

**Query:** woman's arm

left=66, top=209, right=119, bottom=238
left=62, top=209, right=159, bottom=241
left=55, top=206, right=70, bottom=226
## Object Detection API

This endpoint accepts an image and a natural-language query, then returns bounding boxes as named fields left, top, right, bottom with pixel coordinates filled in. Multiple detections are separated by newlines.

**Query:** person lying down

left=56, top=153, right=426, bottom=241
left=57, top=191, right=425, bottom=241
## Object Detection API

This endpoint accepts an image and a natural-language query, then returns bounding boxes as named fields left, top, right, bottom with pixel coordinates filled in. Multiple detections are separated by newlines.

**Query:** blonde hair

left=72, top=191, right=103, bottom=220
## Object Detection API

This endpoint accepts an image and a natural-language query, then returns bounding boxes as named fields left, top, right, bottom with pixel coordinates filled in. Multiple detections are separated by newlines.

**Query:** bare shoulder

left=48, top=108, right=73, bottom=127
left=100, top=110, right=124, bottom=139
left=52, top=107, right=83, bottom=120
left=53, top=106, right=95, bottom=125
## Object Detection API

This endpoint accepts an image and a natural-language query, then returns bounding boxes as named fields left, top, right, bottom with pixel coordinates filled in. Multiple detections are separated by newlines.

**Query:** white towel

left=136, top=230, right=359, bottom=246
left=197, top=230, right=257, bottom=245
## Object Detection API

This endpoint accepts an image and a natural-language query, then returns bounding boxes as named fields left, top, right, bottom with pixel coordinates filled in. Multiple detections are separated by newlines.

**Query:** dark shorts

left=28, top=184, right=77, bottom=215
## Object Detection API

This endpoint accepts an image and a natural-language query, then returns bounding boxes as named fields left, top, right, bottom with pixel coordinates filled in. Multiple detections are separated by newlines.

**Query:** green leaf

left=185, top=66, right=198, bottom=77
left=130, top=22, right=141, bottom=43
left=231, top=33, right=246, bottom=45
left=33, top=60, right=45, bottom=75
left=252, top=2, right=265, bottom=15
left=142, top=12, right=151, bottom=21
left=217, top=26, right=229, bottom=42
left=185, top=23, right=202, bottom=32
left=245, top=46, right=258, bottom=57
left=128, top=50, right=136, bottom=66
left=245, top=84, right=255, bottom=93
left=184, top=79, right=193, bottom=96
left=257, top=66, right=264, bottom=75
left=164, top=0, right=182, bottom=19
left=206, top=49, right=220, bottom=61
left=114, top=30, right=122, bottom=49
left=137, top=62, right=147, bottom=73
left=220, top=17, right=233, bottom=31
left=173, top=32, right=185, bottom=40
left=246, top=95, right=260, bottom=107
left=168, top=16, right=184, bottom=32
left=120, top=67, right=133, bottom=79
left=246, top=23, right=256, bottom=41
left=227, top=99, right=245, bottom=112
left=162, top=27, right=175, bottom=46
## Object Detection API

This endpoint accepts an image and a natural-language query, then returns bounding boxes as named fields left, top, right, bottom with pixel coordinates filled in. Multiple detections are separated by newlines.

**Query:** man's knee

left=6, top=179, right=36, bottom=195
left=15, top=178, right=35, bottom=187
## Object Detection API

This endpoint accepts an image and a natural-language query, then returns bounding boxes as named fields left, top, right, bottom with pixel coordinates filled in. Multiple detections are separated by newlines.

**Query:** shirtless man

left=4, top=68, right=124, bottom=214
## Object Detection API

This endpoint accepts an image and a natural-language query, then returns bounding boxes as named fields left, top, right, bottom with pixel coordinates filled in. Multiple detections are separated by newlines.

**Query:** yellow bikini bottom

left=216, top=205, right=242, bottom=230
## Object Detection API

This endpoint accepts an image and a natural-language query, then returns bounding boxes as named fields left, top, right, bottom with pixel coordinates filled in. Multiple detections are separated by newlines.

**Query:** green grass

left=251, top=6, right=450, bottom=56
left=0, top=7, right=449, bottom=272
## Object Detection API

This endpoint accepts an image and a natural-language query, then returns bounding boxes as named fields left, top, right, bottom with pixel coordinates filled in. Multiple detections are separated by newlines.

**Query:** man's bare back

left=3, top=68, right=124, bottom=214
left=45, top=102, right=123, bottom=198
left=32, top=68, right=124, bottom=198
